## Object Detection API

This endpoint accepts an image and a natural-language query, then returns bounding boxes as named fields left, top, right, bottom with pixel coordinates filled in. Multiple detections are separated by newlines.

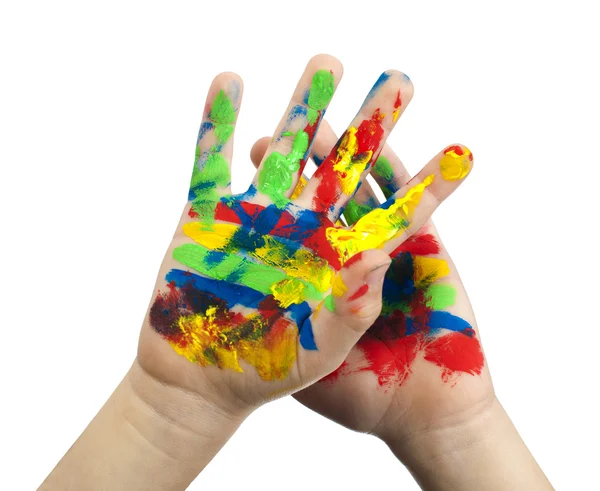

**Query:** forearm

left=386, top=398, right=553, bottom=491
left=39, top=360, right=248, bottom=491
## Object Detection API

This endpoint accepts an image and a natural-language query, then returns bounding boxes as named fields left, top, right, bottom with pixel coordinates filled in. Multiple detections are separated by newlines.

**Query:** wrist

left=383, top=397, right=553, bottom=491
left=40, top=360, right=250, bottom=491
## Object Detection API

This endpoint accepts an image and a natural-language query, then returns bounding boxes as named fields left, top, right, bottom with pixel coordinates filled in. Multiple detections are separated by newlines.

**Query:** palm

left=296, top=221, right=493, bottom=437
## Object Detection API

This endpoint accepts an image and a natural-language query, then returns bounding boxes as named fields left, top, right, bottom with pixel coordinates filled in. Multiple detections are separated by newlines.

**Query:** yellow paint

left=290, top=175, right=308, bottom=200
left=270, top=279, right=306, bottom=308
left=168, top=306, right=297, bottom=381
left=170, top=307, right=244, bottom=372
left=182, top=222, right=238, bottom=250
left=327, top=175, right=435, bottom=264
left=238, top=318, right=297, bottom=381
left=392, top=108, right=400, bottom=122
left=413, top=256, right=450, bottom=286
left=439, top=146, right=472, bottom=181
left=331, top=273, right=348, bottom=297
left=333, top=127, right=373, bottom=196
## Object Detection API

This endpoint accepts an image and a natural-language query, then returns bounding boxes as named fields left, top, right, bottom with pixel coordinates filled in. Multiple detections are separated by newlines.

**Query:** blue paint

left=428, top=311, right=472, bottom=334
left=196, top=121, right=213, bottom=144
left=363, top=71, right=391, bottom=107
left=313, top=154, right=325, bottom=167
left=298, top=316, right=317, bottom=350
left=303, top=88, right=310, bottom=105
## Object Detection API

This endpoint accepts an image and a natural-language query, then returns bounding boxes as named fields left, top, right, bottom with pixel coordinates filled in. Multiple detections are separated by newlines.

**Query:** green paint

left=324, top=294, right=336, bottom=313
left=173, top=243, right=322, bottom=301
left=190, top=152, right=231, bottom=225
left=374, top=155, right=394, bottom=180
left=425, top=284, right=457, bottom=310
left=210, top=90, right=236, bottom=144
left=344, top=200, right=374, bottom=225
left=258, top=130, right=309, bottom=208
left=189, top=91, right=236, bottom=223
left=307, top=70, right=335, bottom=124
left=374, top=156, right=395, bottom=199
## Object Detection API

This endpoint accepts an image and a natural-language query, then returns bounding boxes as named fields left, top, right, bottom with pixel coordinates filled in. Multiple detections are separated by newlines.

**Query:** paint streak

left=258, top=131, right=309, bottom=208
left=349, top=284, right=369, bottom=301
left=327, top=175, right=435, bottom=264
left=307, top=70, right=335, bottom=124
left=424, top=332, right=484, bottom=382
left=322, top=232, right=484, bottom=387
left=188, top=90, right=236, bottom=224
left=392, top=90, right=402, bottom=122
left=312, top=110, right=385, bottom=214
left=439, top=145, right=473, bottom=181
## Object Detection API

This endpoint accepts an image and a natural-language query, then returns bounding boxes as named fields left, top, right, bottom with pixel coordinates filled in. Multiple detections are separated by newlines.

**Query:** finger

left=327, top=144, right=474, bottom=264
left=249, top=54, right=343, bottom=208
left=250, top=136, right=271, bottom=168
left=296, top=249, right=392, bottom=380
left=308, top=120, right=381, bottom=225
left=297, top=71, right=414, bottom=220
left=188, top=72, right=243, bottom=222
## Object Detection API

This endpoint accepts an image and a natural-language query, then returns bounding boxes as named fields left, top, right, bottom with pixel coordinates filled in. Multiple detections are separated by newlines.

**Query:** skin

left=39, top=55, right=473, bottom=491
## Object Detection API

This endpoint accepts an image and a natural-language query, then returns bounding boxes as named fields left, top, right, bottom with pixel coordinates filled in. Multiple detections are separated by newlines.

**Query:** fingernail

left=364, top=261, right=391, bottom=287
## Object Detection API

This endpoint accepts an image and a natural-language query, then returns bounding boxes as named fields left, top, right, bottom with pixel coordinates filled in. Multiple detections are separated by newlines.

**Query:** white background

left=1, top=1, right=598, bottom=489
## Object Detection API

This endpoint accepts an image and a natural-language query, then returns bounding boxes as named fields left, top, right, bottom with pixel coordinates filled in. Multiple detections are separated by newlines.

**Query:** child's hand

left=250, top=117, right=488, bottom=466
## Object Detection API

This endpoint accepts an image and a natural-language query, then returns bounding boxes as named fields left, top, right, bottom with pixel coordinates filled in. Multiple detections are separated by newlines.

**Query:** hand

left=137, top=55, right=472, bottom=419
left=250, top=119, right=488, bottom=455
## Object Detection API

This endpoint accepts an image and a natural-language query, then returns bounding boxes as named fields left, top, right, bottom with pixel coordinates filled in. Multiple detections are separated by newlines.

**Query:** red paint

left=394, top=90, right=402, bottom=111
left=424, top=332, right=484, bottom=382
left=391, top=232, right=440, bottom=257
left=348, top=284, right=369, bottom=301
left=344, top=251, right=364, bottom=269
left=311, top=110, right=385, bottom=213
left=359, top=335, right=420, bottom=387
left=445, top=145, right=473, bottom=162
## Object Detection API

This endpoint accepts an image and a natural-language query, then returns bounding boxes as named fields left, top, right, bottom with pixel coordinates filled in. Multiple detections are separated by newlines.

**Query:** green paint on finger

left=374, top=155, right=394, bottom=180
left=258, top=130, right=309, bottom=208
left=344, top=200, right=374, bottom=225
left=189, top=152, right=231, bottom=225
left=210, top=90, right=237, bottom=144
left=307, top=70, right=335, bottom=124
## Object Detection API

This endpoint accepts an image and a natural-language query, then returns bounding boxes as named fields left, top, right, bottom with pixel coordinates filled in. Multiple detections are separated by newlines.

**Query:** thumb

left=297, top=249, right=392, bottom=379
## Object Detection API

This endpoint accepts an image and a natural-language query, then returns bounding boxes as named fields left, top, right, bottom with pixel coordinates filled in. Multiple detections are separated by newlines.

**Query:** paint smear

left=312, top=110, right=385, bottom=213
left=321, top=232, right=484, bottom=388
left=327, top=175, right=435, bottom=264
left=439, top=145, right=473, bottom=181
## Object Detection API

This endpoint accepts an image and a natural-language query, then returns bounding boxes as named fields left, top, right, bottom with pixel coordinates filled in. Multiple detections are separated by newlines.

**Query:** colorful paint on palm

left=321, top=153, right=482, bottom=386
left=335, top=231, right=483, bottom=386
left=149, top=73, right=429, bottom=381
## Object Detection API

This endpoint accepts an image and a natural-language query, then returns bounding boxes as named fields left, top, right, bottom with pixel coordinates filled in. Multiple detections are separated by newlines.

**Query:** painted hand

left=250, top=117, right=491, bottom=451
left=138, top=55, right=472, bottom=413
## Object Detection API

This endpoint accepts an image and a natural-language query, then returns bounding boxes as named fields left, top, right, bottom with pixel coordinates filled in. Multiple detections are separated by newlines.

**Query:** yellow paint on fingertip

left=440, top=145, right=472, bottom=181
left=327, top=175, right=435, bottom=263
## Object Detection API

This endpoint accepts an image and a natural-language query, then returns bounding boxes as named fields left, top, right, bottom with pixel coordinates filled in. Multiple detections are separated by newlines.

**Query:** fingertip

left=307, top=53, right=344, bottom=83
left=439, top=144, right=474, bottom=182
left=250, top=137, right=271, bottom=167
